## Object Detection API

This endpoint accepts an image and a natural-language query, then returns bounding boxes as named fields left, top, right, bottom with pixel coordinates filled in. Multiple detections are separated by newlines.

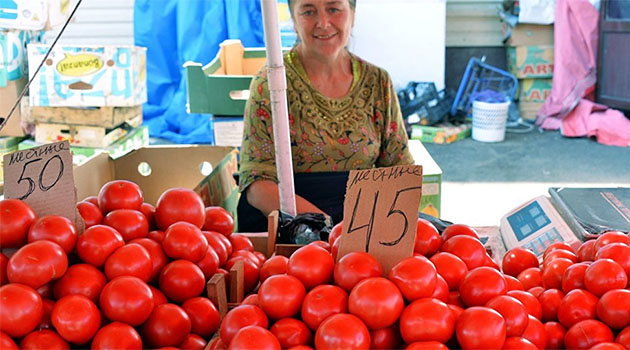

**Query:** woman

left=238, top=0, right=414, bottom=232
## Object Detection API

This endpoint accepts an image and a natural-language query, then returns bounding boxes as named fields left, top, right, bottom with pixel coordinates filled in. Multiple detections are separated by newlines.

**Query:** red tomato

left=370, top=324, right=402, bottom=350
left=406, top=341, right=448, bottom=350
left=76, top=201, right=103, bottom=228
left=0, top=331, right=17, bottom=350
left=455, top=306, right=506, bottom=350
left=219, top=305, right=269, bottom=345
left=521, top=314, right=547, bottom=349
left=19, top=329, right=69, bottom=350
left=258, top=275, right=306, bottom=320
left=542, top=257, right=573, bottom=290
left=333, top=251, right=382, bottom=292
left=102, top=209, right=149, bottom=242
left=75, top=225, right=124, bottom=267
left=155, top=188, right=205, bottom=230
left=100, top=276, right=154, bottom=326
left=260, top=255, right=289, bottom=282
left=517, top=267, right=543, bottom=290
left=230, top=325, right=281, bottom=350
left=269, top=318, right=313, bottom=349
left=140, top=202, right=157, bottom=231
left=82, top=196, right=99, bottom=206
left=596, top=243, right=630, bottom=276
left=389, top=256, right=437, bottom=302
left=564, top=319, right=614, bottom=350
left=301, top=284, right=348, bottom=331
left=459, top=266, right=507, bottom=307
left=0, top=253, right=8, bottom=286
left=225, top=257, right=260, bottom=293
left=331, top=235, right=341, bottom=261
left=430, top=274, right=449, bottom=303
left=0, top=283, right=43, bottom=338
left=584, top=258, right=628, bottom=297
left=181, top=297, right=221, bottom=338
left=596, top=289, right=630, bottom=330
left=203, top=231, right=229, bottom=266
left=178, top=333, right=206, bottom=350
left=7, top=240, right=68, bottom=289
left=557, top=289, right=598, bottom=328
left=228, top=234, right=254, bottom=252
left=206, top=337, right=226, bottom=350
left=231, top=250, right=262, bottom=267
left=441, top=223, right=480, bottom=241
left=202, top=206, right=234, bottom=237
left=617, top=326, right=630, bottom=349
left=91, top=322, right=142, bottom=350
left=590, top=342, right=627, bottom=350
left=52, top=264, right=106, bottom=303
left=148, top=230, right=166, bottom=243
left=141, top=303, right=192, bottom=348
left=0, top=199, right=37, bottom=248
left=36, top=282, right=52, bottom=299
left=594, top=231, right=630, bottom=252
left=504, top=275, right=524, bottom=291
left=577, top=239, right=597, bottom=262
left=507, top=290, right=543, bottom=321
left=561, top=262, right=589, bottom=293
left=501, top=247, right=539, bottom=277
left=448, top=290, right=464, bottom=307
left=38, top=298, right=55, bottom=329
left=348, top=277, right=404, bottom=330
left=196, top=246, right=220, bottom=279
left=162, top=222, right=208, bottom=262
left=400, top=298, right=455, bottom=344
left=242, top=293, right=259, bottom=305
left=543, top=242, right=575, bottom=259
left=440, top=235, right=487, bottom=270
left=314, top=313, right=370, bottom=350
left=544, top=321, right=566, bottom=349
left=501, top=337, right=537, bottom=350
left=528, top=286, right=544, bottom=298
left=150, top=285, right=168, bottom=306
left=129, top=237, right=169, bottom=284
left=287, top=245, right=334, bottom=290
left=486, top=295, right=529, bottom=337
left=430, top=252, right=468, bottom=291
left=539, top=288, right=564, bottom=322
left=98, top=180, right=143, bottom=213
left=543, top=249, right=578, bottom=266
left=51, top=294, right=101, bottom=345
left=159, top=260, right=205, bottom=303
left=414, top=218, right=442, bottom=257
left=308, top=240, right=330, bottom=252
left=328, top=221, right=343, bottom=246
left=104, top=243, right=152, bottom=282
left=216, top=233, right=233, bottom=256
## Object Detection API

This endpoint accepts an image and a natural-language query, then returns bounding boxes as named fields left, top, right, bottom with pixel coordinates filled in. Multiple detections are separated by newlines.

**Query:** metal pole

left=260, top=0, right=297, bottom=215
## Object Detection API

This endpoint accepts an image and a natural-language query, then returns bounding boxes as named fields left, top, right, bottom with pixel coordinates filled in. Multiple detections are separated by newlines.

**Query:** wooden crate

left=35, top=114, right=142, bottom=148
left=26, top=105, right=142, bottom=128
left=206, top=260, right=245, bottom=318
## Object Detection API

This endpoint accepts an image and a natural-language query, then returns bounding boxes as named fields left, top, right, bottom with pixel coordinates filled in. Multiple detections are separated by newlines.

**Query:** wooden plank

left=228, top=260, right=244, bottom=304
left=29, top=106, right=142, bottom=128
left=206, top=273, right=228, bottom=318
left=275, top=244, right=303, bottom=258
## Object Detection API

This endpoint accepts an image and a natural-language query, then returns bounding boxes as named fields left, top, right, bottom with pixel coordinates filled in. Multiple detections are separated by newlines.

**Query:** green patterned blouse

left=238, top=48, right=414, bottom=192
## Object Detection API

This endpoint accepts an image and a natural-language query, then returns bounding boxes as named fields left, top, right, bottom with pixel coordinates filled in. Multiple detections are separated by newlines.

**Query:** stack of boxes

left=504, top=23, right=555, bottom=122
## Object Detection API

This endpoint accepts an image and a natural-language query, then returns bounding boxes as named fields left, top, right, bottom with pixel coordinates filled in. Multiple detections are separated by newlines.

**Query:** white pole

left=260, top=0, right=297, bottom=216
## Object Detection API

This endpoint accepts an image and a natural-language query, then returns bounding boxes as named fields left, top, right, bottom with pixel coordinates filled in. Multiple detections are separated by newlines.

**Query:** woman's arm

left=245, top=179, right=326, bottom=217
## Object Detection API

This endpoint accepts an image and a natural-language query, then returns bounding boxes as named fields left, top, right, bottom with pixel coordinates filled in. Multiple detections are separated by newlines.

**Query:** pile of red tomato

left=0, top=180, right=258, bottom=349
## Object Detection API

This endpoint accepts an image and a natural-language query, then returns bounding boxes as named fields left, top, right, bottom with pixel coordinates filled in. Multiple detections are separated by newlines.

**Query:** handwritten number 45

left=346, top=186, right=422, bottom=252
left=17, top=155, right=64, bottom=200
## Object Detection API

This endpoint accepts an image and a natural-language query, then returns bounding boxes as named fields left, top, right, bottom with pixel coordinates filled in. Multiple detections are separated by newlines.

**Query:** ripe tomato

left=162, top=222, right=208, bottom=262
left=0, top=283, right=43, bottom=338
left=104, top=243, right=152, bottom=282
left=202, top=206, right=234, bottom=237
left=389, top=256, right=437, bottom=302
left=542, top=257, right=573, bottom=290
left=19, top=329, right=69, bottom=350
left=219, top=305, right=269, bottom=345
left=155, top=188, right=205, bottom=230
left=98, top=180, right=143, bottom=213
left=507, top=290, right=543, bottom=321
left=576, top=239, right=597, bottom=262
left=308, top=240, right=330, bottom=252
left=0, top=253, right=8, bottom=286
left=517, top=267, right=543, bottom=290
left=260, top=255, right=289, bottom=282
left=140, top=202, right=157, bottom=231
left=269, top=318, right=313, bottom=349
left=314, top=313, right=370, bottom=350
left=502, top=337, right=537, bottom=349
left=501, top=247, right=539, bottom=277
left=0, top=199, right=37, bottom=248
left=538, top=288, right=564, bottom=322
left=287, top=245, right=334, bottom=290
left=91, top=322, right=142, bottom=350
left=242, top=293, right=259, bottom=305
left=76, top=201, right=103, bottom=228
left=228, top=234, right=254, bottom=252
left=178, top=334, right=206, bottom=350
left=129, top=238, right=169, bottom=283
left=595, top=243, right=630, bottom=276
left=430, top=252, right=468, bottom=291
left=148, top=230, right=166, bottom=243
left=584, top=258, right=628, bottom=297
left=521, top=314, right=547, bottom=349
left=82, top=196, right=99, bottom=206
left=564, top=319, right=614, bottom=350
left=557, top=289, right=598, bottom=328
left=159, top=260, right=205, bottom=303
left=348, top=277, right=404, bottom=330
left=486, top=295, right=529, bottom=337
left=0, top=331, right=17, bottom=350
left=594, top=231, right=630, bottom=252
left=431, top=274, right=449, bottom=303
left=328, top=221, right=343, bottom=246
left=225, top=257, right=260, bottom=293
left=38, top=298, right=55, bottom=329
left=102, top=209, right=149, bottom=242
left=141, top=303, right=192, bottom=348
left=100, top=276, right=154, bottom=326
left=459, top=266, right=507, bottom=307
left=441, top=223, right=480, bottom=241
left=561, top=262, right=588, bottom=293
left=28, top=215, right=78, bottom=253
left=399, top=298, right=455, bottom=343
left=455, top=306, right=506, bottom=350
left=231, top=250, right=262, bottom=267
left=406, top=341, right=448, bottom=350
left=544, top=321, right=566, bottom=349
left=76, top=225, right=124, bottom=267
left=7, top=240, right=68, bottom=289
left=230, top=326, right=281, bottom=350
left=543, top=249, right=578, bottom=266
left=301, top=284, right=348, bottom=331
left=617, top=326, right=630, bottom=349
left=51, top=294, right=101, bottom=345
left=196, top=246, right=220, bottom=279
left=203, top=231, right=229, bottom=266
left=149, top=285, right=168, bottom=306
left=52, top=264, right=106, bottom=303
left=258, top=275, right=306, bottom=320
left=333, top=251, right=383, bottom=292
left=370, top=324, right=402, bottom=350
left=440, top=235, right=487, bottom=270
left=181, top=297, right=221, bottom=338
left=543, top=242, right=575, bottom=259
left=216, top=233, right=233, bottom=256
left=596, top=289, right=630, bottom=330
left=504, top=275, right=524, bottom=291
left=414, top=218, right=442, bottom=257
left=590, top=342, right=627, bottom=350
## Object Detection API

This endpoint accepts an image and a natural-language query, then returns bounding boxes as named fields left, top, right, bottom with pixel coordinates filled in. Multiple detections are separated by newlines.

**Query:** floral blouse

left=238, top=49, right=414, bottom=192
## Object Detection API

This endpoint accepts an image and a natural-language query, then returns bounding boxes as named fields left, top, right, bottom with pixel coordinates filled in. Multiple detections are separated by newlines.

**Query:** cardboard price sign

left=337, top=165, right=423, bottom=274
left=3, top=140, right=84, bottom=231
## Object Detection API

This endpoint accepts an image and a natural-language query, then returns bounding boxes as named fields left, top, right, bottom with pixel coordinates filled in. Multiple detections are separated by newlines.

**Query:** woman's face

left=292, top=0, right=354, bottom=59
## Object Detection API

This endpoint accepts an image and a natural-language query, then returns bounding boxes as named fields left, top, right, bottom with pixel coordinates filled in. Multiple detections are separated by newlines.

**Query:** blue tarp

left=134, top=0, right=265, bottom=144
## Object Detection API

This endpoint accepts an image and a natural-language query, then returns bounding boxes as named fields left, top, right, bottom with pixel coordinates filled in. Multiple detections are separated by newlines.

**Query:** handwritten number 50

left=17, top=155, right=64, bottom=200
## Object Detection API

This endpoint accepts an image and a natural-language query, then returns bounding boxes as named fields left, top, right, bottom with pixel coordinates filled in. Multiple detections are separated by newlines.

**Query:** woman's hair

left=287, top=0, right=357, bottom=17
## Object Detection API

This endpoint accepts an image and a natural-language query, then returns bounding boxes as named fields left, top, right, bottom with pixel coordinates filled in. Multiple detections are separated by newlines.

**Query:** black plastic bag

left=276, top=211, right=333, bottom=245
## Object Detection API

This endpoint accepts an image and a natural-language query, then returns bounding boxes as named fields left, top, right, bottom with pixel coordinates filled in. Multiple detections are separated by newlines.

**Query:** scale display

left=507, top=201, right=552, bottom=241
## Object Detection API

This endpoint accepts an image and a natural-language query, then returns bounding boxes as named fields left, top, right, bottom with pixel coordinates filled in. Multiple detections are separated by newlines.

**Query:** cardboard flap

left=74, top=152, right=115, bottom=201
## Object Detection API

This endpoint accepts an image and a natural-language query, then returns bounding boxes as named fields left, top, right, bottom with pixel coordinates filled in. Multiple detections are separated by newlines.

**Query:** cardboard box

left=1, top=30, right=41, bottom=86
left=28, top=44, right=147, bottom=107
left=73, top=145, right=240, bottom=221
left=0, top=77, right=27, bottom=136
left=25, top=105, right=142, bottom=128
left=212, top=115, right=244, bottom=147
left=502, top=23, right=554, bottom=46
left=0, top=135, right=24, bottom=183
left=507, top=45, right=554, bottom=79
left=519, top=78, right=552, bottom=103
left=410, top=122, right=472, bottom=144
left=519, top=101, right=544, bottom=122
left=0, top=1, right=47, bottom=30
left=409, top=140, right=442, bottom=218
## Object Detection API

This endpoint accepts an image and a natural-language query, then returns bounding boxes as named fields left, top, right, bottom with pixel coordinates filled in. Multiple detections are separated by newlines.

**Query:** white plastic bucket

left=471, top=100, right=511, bottom=142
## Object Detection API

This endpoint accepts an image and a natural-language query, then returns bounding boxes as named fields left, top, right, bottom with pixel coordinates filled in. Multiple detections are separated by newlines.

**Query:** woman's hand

left=246, top=180, right=327, bottom=217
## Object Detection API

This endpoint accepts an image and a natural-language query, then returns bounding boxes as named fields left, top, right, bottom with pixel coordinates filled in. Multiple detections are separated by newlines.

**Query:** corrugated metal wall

left=446, top=0, right=504, bottom=47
